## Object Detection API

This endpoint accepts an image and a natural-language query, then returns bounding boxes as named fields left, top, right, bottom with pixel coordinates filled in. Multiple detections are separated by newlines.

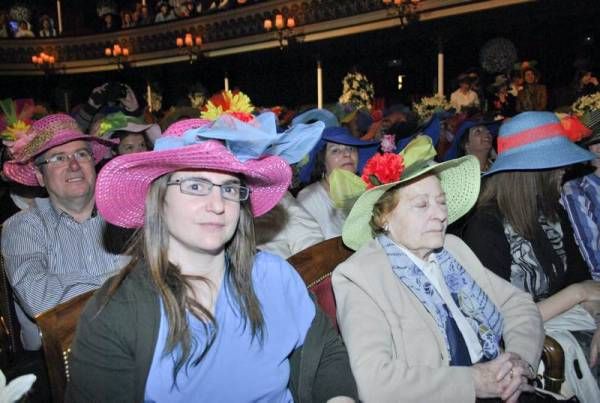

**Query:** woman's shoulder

left=334, top=239, right=385, bottom=277
left=84, top=262, right=156, bottom=321
left=465, top=204, right=503, bottom=228
left=251, top=251, right=316, bottom=327
left=252, top=251, right=304, bottom=287
left=296, top=182, right=326, bottom=202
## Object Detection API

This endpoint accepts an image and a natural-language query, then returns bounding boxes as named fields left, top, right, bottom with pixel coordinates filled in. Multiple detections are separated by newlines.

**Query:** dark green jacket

left=65, top=264, right=357, bottom=402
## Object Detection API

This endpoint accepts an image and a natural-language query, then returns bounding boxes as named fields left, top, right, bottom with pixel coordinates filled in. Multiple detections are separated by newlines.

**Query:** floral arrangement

left=361, top=152, right=405, bottom=189
left=571, top=93, right=600, bottom=117
left=479, top=37, right=518, bottom=74
left=201, top=90, right=254, bottom=122
left=330, top=136, right=434, bottom=210
left=339, top=72, right=375, bottom=110
left=0, top=98, right=38, bottom=159
left=412, top=94, right=451, bottom=124
left=559, top=115, right=592, bottom=142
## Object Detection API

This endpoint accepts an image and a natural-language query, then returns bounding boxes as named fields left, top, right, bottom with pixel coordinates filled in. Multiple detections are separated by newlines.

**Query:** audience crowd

left=0, top=1, right=266, bottom=38
left=1, top=55, right=600, bottom=403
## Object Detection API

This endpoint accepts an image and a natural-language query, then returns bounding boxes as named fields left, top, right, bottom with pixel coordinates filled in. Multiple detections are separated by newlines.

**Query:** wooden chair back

left=287, top=236, right=354, bottom=330
left=0, top=252, right=22, bottom=366
left=35, top=291, right=94, bottom=403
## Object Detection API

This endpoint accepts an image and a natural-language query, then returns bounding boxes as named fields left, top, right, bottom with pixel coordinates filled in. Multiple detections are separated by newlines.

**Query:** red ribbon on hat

left=497, top=123, right=566, bottom=153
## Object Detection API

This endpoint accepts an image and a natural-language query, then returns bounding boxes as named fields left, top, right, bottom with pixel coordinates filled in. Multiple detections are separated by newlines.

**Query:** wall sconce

left=382, top=0, right=420, bottom=27
left=264, top=14, right=295, bottom=49
left=104, top=43, right=131, bottom=69
left=176, top=33, right=202, bottom=63
left=31, top=52, right=57, bottom=72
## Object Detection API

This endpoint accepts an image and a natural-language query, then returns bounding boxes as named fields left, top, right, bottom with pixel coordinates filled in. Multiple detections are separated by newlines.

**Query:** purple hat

left=2, top=113, right=115, bottom=186
left=298, top=126, right=379, bottom=183
left=484, top=111, right=596, bottom=176
left=96, top=113, right=313, bottom=228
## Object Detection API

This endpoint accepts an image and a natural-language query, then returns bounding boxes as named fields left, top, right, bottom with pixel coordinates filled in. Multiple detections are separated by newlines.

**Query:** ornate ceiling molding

left=0, top=0, right=533, bottom=76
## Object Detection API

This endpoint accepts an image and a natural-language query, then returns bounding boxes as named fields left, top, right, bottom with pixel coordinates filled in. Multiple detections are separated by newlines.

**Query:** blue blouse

left=144, top=252, right=316, bottom=402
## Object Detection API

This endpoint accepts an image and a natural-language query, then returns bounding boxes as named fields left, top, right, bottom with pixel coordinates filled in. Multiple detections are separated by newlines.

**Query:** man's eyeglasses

left=166, top=177, right=250, bottom=202
left=36, top=149, right=94, bottom=167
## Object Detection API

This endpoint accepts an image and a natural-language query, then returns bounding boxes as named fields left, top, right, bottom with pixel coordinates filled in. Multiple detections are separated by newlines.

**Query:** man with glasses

left=1, top=114, right=129, bottom=350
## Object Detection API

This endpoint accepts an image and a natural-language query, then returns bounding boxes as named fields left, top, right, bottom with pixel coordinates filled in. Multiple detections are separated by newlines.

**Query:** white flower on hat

left=0, top=369, right=36, bottom=403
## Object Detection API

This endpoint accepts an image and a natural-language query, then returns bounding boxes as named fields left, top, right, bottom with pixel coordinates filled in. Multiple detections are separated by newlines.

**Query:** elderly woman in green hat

left=331, top=136, right=544, bottom=402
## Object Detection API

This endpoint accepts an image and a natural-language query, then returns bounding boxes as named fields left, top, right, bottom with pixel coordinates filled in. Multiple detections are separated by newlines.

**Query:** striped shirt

left=1, top=197, right=129, bottom=349
left=561, top=174, right=600, bottom=280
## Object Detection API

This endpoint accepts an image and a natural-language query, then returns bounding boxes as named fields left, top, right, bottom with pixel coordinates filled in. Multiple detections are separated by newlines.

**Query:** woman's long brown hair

left=103, top=173, right=264, bottom=382
left=477, top=169, right=562, bottom=240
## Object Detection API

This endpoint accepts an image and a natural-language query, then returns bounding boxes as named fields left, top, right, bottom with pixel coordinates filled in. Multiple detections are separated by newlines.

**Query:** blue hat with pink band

left=484, top=111, right=596, bottom=177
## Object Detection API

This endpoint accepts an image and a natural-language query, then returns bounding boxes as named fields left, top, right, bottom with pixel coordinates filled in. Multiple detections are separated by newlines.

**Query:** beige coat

left=332, top=235, right=544, bottom=403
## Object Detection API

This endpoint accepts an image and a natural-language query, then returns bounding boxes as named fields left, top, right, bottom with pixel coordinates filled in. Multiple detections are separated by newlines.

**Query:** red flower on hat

left=560, top=115, right=592, bottom=142
left=361, top=152, right=404, bottom=189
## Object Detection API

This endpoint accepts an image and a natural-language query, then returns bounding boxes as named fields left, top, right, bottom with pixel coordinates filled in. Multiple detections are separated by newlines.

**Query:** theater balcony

left=0, top=0, right=532, bottom=76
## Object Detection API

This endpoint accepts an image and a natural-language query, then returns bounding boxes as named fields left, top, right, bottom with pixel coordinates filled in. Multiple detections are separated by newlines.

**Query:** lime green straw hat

left=336, top=136, right=481, bottom=250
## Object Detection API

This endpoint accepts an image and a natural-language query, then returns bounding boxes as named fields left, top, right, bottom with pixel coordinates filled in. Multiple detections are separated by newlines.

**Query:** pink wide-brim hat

left=95, top=118, right=291, bottom=228
left=2, top=113, right=115, bottom=186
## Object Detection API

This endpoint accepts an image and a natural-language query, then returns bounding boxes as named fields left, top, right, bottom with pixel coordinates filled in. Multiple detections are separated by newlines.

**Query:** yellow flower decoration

left=2, top=120, right=30, bottom=141
left=201, top=90, right=254, bottom=122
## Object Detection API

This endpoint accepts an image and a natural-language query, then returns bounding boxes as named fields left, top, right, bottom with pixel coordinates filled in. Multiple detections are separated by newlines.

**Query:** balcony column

left=56, top=0, right=63, bottom=34
left=317, top=60, right=323, bottom=109
left=437, top=38, right=444, bottom=96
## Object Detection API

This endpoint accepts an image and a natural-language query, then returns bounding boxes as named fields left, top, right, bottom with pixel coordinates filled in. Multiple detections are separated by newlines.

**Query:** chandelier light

left=176, top=32, right=203, bottom=63
left=104, top=43, right=131, bottom=69
left=31, top=52, right=56, bottom=66
left=264, top=14, right=296, bottom=49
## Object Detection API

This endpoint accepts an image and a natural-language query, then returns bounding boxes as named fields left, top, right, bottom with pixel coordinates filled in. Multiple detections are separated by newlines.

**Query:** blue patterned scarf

left=378, top=235, right=503, bottom=361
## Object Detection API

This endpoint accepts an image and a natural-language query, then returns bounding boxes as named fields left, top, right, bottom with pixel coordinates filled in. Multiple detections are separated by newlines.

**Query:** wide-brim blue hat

left=443, top=119, right=502, bottom=161
left=298, top=126, right=379, bottom=183
left=292, top=108, right=339, bottom=129
left=484, top=111, right=596, bottom=177
left=417, top=111, right=453, bottom=147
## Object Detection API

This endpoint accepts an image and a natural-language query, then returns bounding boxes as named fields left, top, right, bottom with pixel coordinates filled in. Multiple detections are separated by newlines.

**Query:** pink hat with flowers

left=95, top=111, right=324, bottom=228
left=2, top=113, right=115, bottom=186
